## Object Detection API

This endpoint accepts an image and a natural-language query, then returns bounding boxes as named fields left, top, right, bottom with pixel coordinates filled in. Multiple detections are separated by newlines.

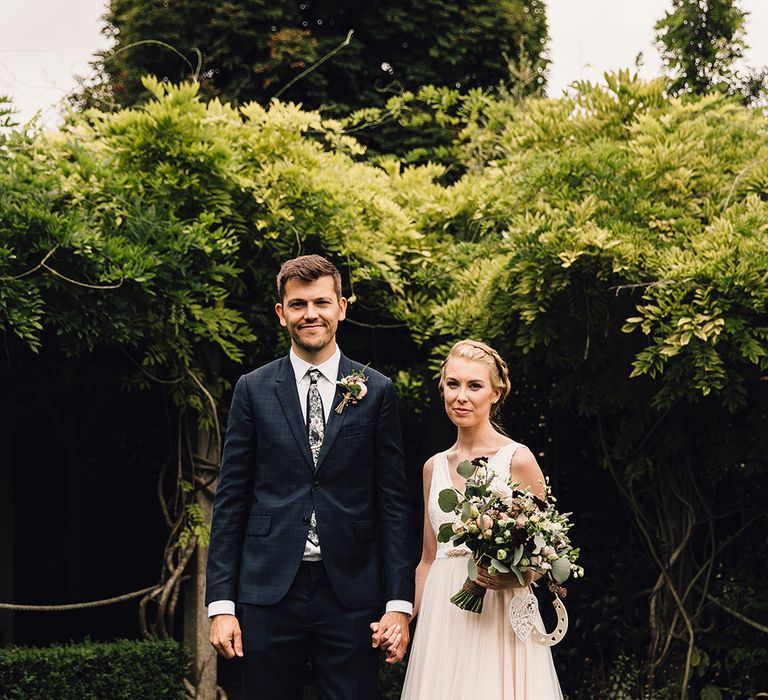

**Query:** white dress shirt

left=208, top=345, right=412, bottom=618
left=290, top=346, right=340, bottom=561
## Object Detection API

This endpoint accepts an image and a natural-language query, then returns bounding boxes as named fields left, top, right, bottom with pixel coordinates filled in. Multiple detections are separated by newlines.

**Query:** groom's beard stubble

left=291, top=321, right=335, bottom=354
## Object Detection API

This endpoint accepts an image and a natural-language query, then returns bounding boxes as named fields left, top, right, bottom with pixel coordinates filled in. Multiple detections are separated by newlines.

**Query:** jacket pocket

left=353, top=519, right=377, bottom=541
left=245, top=515, right=271, bottom=536
left=339, top=423, right=375, bottom=439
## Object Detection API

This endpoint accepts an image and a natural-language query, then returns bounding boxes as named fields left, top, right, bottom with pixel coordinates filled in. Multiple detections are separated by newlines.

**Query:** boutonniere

left=334, top=367, right=369, bottom=414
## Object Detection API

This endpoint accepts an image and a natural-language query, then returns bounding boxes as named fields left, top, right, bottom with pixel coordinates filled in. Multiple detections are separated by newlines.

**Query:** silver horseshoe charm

left=530, top=595, right=568, bottom=646
left=508, top=594, right=569, bottom=646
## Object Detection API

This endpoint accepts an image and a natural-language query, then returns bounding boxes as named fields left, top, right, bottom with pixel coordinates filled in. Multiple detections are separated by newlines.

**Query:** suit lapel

left=314, top=353, right=352, bottom=473
left=274, top=355, right=315, bottom=471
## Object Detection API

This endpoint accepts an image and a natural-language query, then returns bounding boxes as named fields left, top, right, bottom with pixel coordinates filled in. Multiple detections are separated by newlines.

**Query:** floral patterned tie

left=307, top=369, right=325, bottom=464
left=306, top=368, right=324, bottom=546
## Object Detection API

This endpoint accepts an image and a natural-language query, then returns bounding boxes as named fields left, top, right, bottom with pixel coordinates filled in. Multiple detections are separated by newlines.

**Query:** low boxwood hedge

left=0, top=638, right=187, bottom=700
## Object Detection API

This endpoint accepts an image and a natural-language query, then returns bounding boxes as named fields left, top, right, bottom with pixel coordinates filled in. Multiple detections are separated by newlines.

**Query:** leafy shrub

left=0, top=638, right=187, bottom=700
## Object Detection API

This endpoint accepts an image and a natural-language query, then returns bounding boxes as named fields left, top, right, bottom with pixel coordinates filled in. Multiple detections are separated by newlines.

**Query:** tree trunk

left=184, top=424, right=218, bottom=699
left=183, top=538, right=217, bottom=699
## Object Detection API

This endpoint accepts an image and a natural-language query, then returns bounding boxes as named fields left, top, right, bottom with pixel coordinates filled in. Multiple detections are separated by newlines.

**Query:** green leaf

left=437, top=522, right=455, bottom=543
left=512, top=544, right=524, bottom=566
left=691, top=646, right=701, bottom=667
left=508, top=564, right=525, bottom=586
left=461, top=500, right=473, bottom=522
left=457, top=459, right=476, bottom=478
left=438, top=488, right=459, bottom=513
left=467, top=557, right=478, bottom=581
left=552, top=556, right=571, bottom=583
left=700, top=686, right=722, bottom=700
left=490, top=558, right=510, bottom=573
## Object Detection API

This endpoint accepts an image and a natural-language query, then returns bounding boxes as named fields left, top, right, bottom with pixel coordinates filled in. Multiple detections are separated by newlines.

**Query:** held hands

left=209, top=614, right=244, bottom=659
left=370, top=611, right=410, bottom=664
left=476, top=565, right=536, bottom=591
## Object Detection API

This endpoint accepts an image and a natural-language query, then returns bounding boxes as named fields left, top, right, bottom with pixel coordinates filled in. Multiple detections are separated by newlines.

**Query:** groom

left=206, top=254, right=414, bottom=699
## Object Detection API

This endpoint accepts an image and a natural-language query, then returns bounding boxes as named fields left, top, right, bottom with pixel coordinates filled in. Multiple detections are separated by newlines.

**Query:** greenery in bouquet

left=437, top=456, right=583, bottom=613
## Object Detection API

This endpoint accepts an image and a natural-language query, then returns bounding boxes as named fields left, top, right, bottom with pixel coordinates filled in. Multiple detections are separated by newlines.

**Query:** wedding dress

left=400, top=442, right=564, bottom=699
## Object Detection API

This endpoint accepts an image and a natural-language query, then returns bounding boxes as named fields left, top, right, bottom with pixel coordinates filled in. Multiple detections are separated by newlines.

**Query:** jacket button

left=313, top=481, right=320, bottom=490
left=302, top=516, right=310, bottom=525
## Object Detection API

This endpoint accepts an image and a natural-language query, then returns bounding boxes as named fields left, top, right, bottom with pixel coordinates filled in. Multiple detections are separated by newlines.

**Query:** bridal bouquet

left=437, top=456, right=583, bottom=614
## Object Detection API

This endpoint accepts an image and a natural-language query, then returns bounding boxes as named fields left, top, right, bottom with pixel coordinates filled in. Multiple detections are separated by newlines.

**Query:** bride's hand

left=476, top=565, right=535, bottom=591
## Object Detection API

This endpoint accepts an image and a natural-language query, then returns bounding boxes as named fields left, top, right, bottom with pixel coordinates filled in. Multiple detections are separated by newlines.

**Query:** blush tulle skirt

left=400, top=557, right=564, bottom=699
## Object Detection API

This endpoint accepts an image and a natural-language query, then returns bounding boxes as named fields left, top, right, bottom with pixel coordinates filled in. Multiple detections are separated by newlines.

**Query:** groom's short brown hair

left=277, top=254, right=342, bottom=300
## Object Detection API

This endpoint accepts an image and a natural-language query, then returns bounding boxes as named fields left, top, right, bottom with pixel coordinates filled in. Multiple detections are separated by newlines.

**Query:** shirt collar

left=289, top=345, right=341, bottom=385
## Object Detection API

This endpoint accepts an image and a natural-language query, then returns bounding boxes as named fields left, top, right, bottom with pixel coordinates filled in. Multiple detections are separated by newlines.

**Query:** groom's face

left=275, top=275, right=347, bottom=358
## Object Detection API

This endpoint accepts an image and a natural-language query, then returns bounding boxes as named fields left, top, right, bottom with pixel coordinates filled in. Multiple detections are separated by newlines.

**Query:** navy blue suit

left=206, top=353, right=413, bottom=698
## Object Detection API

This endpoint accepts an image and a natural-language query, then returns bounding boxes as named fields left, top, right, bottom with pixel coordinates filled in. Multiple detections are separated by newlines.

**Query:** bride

left=399, top=339, right=564, bottom=699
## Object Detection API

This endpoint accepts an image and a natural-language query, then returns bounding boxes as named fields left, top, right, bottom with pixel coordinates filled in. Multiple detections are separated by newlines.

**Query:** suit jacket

left=205, top=353, right=414, bottom=610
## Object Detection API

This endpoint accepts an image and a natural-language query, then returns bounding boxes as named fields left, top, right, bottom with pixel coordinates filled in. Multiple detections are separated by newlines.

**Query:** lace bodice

left=428, top=442, right=525, bottom=559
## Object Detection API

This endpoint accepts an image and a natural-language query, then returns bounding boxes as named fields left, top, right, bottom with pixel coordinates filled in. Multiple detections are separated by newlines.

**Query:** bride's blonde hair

left=438, top=339, right=512, bottom=418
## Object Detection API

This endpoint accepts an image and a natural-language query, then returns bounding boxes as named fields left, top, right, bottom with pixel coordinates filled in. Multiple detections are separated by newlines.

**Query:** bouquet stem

left=450, top=577, right=486, bottom=613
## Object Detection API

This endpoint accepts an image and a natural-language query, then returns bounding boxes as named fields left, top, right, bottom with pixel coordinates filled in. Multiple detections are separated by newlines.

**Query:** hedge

left=0, top=638, right=187, bottom=700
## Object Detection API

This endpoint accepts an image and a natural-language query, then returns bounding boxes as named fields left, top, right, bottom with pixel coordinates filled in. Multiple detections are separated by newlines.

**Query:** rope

left=0, top=585, right=160, bottom=611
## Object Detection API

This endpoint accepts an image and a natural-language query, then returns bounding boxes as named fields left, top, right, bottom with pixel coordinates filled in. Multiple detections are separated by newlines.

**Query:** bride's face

left=442, top=357, right=501, bottom=428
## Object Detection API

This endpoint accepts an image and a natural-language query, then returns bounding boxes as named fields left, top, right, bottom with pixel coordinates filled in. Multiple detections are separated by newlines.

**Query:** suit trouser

left=239, top=561, right=380, bottom=700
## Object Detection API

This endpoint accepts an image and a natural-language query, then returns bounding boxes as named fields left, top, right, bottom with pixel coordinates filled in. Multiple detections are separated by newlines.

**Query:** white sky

left=2, top=0, right=768, bottom=127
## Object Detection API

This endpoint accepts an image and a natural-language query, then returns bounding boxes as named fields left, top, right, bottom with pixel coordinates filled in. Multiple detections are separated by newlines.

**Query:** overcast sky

left=2, top=0, right=768, bottom=127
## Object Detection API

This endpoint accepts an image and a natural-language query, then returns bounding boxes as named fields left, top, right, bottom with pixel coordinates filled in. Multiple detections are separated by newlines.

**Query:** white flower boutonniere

left=334, top=367, right=369, bottom=414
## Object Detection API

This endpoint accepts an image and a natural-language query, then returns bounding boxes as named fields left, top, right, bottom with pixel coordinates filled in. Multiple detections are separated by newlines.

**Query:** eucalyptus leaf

left=437, top=522, right=455, bottom=543
left=552, top=556, right=571, bottom=583
left=467, top=557, right=478, bottom=581
left=512, top=544, right=524, bottom=566
left=509, top=564, right=525, bottom=586
left=438, top=488, right=459, bottom=513
left=457, top=459, right=476, bottom=478
left=490, top=558, right=510, bottom=573
left=460, top=500, right=473, bottom=522
left=533, top=534, right=546, bottom=551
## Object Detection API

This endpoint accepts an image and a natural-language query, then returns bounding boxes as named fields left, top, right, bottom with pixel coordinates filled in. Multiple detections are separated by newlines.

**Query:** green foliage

left=388, top=70, right=768, bottom=696
left=177, top=502, right=211, bottom=550
left=0, top=95, right=17, bottom=130
left=4, top=71, right=768, bottom=697
left=655, top=0, right=768, bottom=103
left=411, top=72, right=768, bottom=411
left=81, top=0, right=548, bottom=116
left=0, top=128, right=64, bottom=352
left=0, top=639, right=187, bottom=700
left=378, top=651, right=407, bottom=700
left=656, top=0, right=746, bottom=95
left=2, top=79, right=429, bottom=402
left=437, top=487, right=458, bottom=513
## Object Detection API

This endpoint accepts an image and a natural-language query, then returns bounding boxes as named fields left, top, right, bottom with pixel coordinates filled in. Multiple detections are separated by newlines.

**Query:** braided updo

left=438, top=339, right=512, bottom=417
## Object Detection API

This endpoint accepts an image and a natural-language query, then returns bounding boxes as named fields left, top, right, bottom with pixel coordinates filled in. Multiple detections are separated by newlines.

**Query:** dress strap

left=487, top=441, right=527, bottom=479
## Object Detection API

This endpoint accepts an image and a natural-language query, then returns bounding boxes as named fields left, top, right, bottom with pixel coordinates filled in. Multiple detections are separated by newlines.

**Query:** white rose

left=489, top=476, right=513, bottom=500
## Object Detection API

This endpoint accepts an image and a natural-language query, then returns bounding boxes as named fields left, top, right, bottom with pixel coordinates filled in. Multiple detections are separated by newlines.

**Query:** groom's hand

left=370, top=611, right=410, bottom=663
left=209, top=614, right=244, bottom=659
